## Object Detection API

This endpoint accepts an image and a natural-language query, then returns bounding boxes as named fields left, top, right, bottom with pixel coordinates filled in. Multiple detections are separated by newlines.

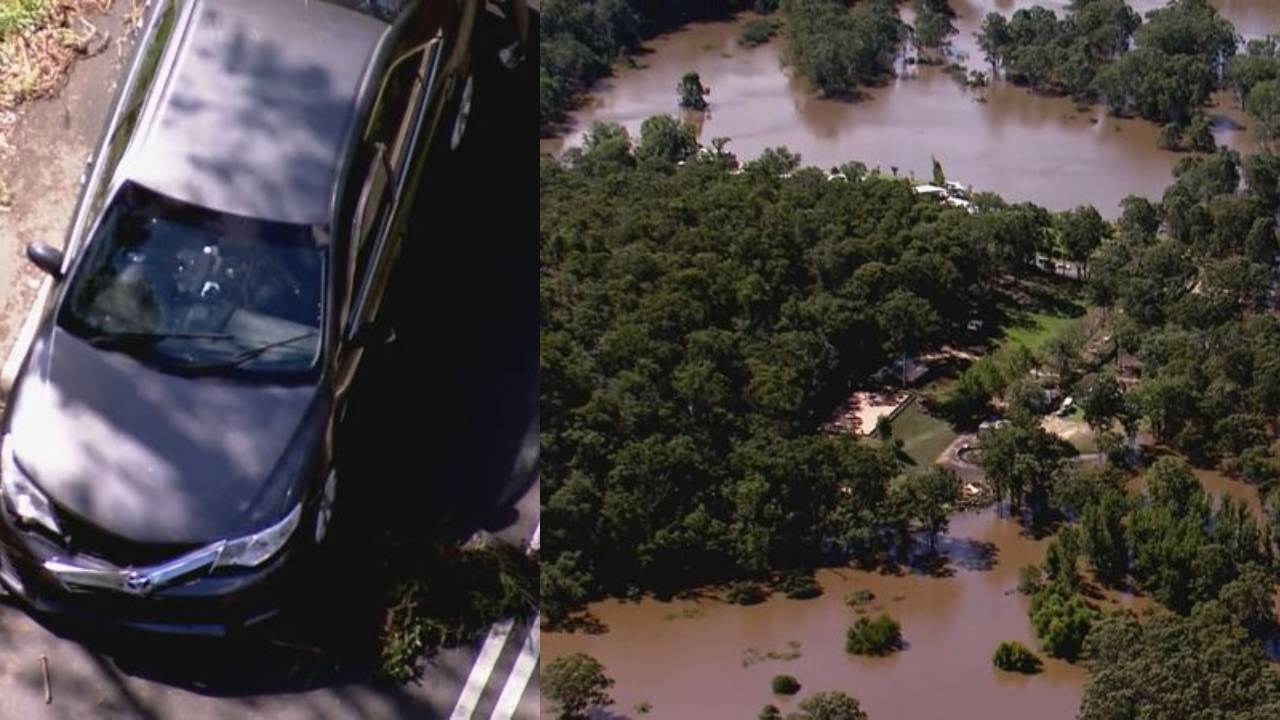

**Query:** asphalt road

left=0, top=3, right=539, bottom=718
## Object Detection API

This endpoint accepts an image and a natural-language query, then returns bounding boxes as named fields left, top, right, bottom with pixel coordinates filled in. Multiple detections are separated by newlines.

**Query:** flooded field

left=544, top=506, right=1148, bottom=719
left=543, top=473, right=1266, bottom=719
left=542, top=1, right=1279, bottom=215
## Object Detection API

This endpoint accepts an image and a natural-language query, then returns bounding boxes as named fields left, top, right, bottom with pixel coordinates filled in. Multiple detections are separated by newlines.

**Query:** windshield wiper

left=86, top=331, right=237, bottom=348
left=184, top=331, right=318, bottom=371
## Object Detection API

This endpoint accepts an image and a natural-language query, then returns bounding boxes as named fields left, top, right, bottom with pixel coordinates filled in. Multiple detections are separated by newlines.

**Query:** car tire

left=448, top=71, right=475, bottom=152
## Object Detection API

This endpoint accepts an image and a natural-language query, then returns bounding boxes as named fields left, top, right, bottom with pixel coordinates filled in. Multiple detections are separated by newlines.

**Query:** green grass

left=999, top=312, right=1080, bottom=353
left=0, top=0, right=48, bottom=39
left=890, top=400, right=957, bottom=471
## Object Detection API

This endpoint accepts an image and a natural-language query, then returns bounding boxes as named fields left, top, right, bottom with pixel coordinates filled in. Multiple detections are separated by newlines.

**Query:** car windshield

left=59, top=182, right=324, bottom=377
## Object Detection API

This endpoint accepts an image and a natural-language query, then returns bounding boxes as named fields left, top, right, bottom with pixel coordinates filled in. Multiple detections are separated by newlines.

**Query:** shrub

left=992, top=641, right=1043, bottom=673
left=1017, top=565, right=1044, bottom=595
left=740, top=18, right=781, bottom=47
left=544, top=653, right=615, bottom=720
left=727, top=581, right=769, bottom=605
left=1157, top=123, right=1183, bottom=151
left=1029, top=584, right=1097, bottom=661
left=845, top=614, right=902, bottom=655
left=793, top=691, right=870, bottom=720
left=771, top=674, right=801, bottom=695
left=759, top=705, right=782, bottom=720
left=844, top=589, right=875, bottom=607
left=777, top=572, right=823, bottom=599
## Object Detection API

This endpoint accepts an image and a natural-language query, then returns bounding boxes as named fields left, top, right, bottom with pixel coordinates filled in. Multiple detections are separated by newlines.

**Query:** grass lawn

left=998, top=311, right=1081, bottom=354
left=890, top=399, right=957, bottom=472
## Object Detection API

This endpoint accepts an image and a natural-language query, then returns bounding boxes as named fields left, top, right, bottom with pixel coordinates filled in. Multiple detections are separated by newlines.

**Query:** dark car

left=0, top=0, right=482, bottom=635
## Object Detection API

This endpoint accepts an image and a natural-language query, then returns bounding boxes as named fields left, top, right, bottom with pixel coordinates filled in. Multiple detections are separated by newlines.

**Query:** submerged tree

left=545, top=653, right=615, bottom=720
left=678, top=71, right=709, bottom=110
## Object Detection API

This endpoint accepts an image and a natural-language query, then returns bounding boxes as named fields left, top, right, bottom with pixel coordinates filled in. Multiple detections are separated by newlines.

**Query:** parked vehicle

left=0, top=0, right=481, bottom=634
left=1057, top=397, right=1075, bottom=418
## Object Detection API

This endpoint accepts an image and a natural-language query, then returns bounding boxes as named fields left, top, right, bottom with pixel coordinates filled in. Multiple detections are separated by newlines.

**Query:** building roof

left=913, top=184, right=947, bottom=195
left=125, top=0, right=389, bottom=225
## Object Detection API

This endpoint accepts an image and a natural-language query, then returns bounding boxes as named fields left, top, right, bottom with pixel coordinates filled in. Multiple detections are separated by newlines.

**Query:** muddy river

left=545, top=471, right=1263, bottom=719
left=541, top=1, right=1280, bottom=216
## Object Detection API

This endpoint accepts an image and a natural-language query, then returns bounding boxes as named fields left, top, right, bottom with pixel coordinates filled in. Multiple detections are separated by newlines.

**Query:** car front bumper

left=0, top=511, right=297, bottom=637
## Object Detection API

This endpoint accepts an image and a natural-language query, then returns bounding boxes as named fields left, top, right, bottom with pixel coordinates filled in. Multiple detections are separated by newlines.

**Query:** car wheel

left=314, top=469, right=338, bottom=545
left=449, top=71, right=475, bottom=152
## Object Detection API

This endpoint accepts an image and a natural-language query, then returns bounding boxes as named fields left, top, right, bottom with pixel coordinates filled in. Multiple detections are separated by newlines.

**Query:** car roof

left=124, top=0, right=391, bottom=226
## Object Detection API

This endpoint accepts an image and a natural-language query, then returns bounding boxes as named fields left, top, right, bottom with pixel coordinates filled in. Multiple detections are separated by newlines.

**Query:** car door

left=348, top=36, right=445, bottom=333
left=333, top=41, right=438, bottom=400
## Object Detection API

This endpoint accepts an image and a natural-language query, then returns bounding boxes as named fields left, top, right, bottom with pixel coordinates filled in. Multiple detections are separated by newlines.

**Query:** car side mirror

left=26, top=243, right=64, bottom=279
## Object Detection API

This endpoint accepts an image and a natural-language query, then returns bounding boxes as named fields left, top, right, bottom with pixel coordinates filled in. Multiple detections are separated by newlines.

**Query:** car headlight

left=0, top=434, right=62, bottom=536
left=212, top=502, right=302, bottom=569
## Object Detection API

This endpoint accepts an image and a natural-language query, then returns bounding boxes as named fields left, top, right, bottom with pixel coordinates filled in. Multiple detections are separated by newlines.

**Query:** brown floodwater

left=542, top=1, right=1279, bottom=216
left=543, top=469, right=1268, bottom=719
left=543, top=507, right=1153, bottom=720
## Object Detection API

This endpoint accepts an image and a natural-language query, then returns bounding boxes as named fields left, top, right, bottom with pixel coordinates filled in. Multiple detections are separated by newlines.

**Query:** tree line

left=976, top=0, right=1243, bottom=151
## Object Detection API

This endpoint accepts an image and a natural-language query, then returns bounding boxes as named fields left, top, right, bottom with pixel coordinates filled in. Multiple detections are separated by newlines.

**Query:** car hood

left=5, top=327, right=324, bottom=544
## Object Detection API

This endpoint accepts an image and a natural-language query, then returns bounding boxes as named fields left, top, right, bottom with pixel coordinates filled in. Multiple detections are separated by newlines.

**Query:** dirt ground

left=1040, top=414, right=1099, bottom=452
left=0, top=0, right=135, bottom=389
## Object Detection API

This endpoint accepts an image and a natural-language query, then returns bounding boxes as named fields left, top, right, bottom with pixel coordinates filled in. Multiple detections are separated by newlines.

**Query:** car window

left=59, top=182, right=325, bottom=378
left=365, top=47, right=423, bottom=169
left=345, top=147, right=393, bottom=330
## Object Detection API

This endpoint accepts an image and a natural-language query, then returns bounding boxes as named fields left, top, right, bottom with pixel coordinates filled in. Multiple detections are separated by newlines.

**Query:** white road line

left=489, top=615, right=540, bottom=720
left=449, top=618, right=517, bottom=720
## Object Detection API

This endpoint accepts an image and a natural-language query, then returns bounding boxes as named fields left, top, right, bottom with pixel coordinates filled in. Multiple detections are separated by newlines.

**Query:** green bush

left=380, top=543, right=538, bottom=682
left=1017, top=565, right=1044, bottom=595
left=740, top=18, right=781, bottom=47
left=771, top=674, right=801, bottom=695
left=1029, top=584, right=1097, bottom=661
left=845, top=614, right=902, bottom=655
left=727, top=581, right=769, bottom=605
left=992, top=641, right=1043, bottom=673
left=844, top=589, right=875, bottom=607
left=759, top=705, right=782, bottom=720
left=777, top=572, right=823, bottom=599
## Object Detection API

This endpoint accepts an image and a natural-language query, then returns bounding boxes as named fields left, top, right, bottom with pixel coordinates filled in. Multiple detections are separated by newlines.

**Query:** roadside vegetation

left=0, top=0, right=109, bottom=108
left=379, top=541, right=538, bottom=682
left=1, top=0, right=112, bottom=208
